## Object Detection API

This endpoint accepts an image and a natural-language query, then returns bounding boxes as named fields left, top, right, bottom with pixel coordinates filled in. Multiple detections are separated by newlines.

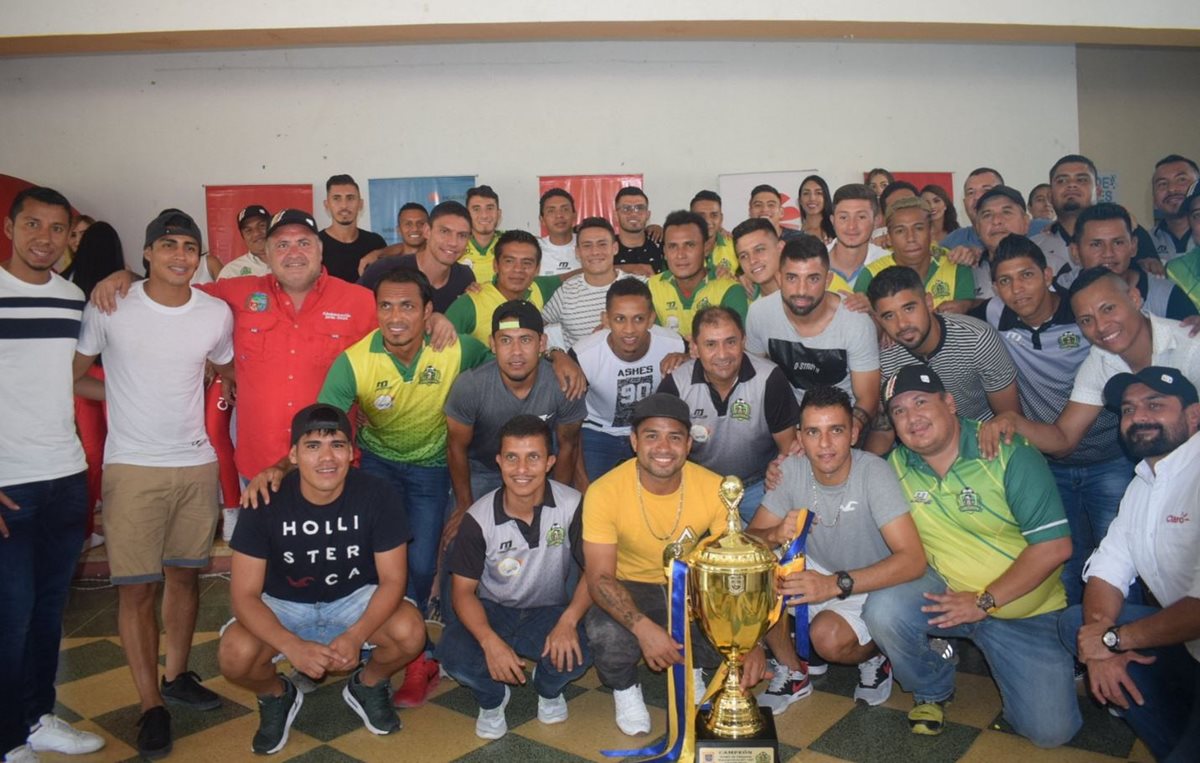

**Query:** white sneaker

left=537, top=693, right=568, bottom=725
left=475, top=686, right=510, bottom=740
left=613, top=684, right=652, bottom=735
left=83, top=532, right=105, bottom=551
left=221, top=508, right=239, bottom=543
left=757, top=658, right=812, bottom=716
left=854, top=654, right=893, bottom=706
left=27, top=714, right=104, bottom=754
left=3, top=745, right=38, bottom=763
left=693, top=668, right=706, bottom=705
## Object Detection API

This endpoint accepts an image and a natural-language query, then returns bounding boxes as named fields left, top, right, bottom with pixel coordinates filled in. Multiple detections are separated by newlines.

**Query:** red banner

left=537, top=174, right=643, bottom=236
left=0, top=173, right=40, bottom=263
left=204, top=184, right=313, bottom=264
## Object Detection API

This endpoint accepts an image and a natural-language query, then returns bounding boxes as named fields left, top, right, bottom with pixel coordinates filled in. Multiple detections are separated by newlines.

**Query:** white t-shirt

left=1069, top=314, right=1200, bottom=407
left=77, top=281, right=234, bottom=467
left=218, top=252, right=270, bottom=280
left=570, top=327, right=685, bottom=436
left=538, top=236, right=578, bottom=276
left=0, top=267, right=87, bottom=486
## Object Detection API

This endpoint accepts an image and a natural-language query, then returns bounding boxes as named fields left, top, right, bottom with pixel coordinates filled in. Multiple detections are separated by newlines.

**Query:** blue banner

left=367, top=175, right=476, bottom=246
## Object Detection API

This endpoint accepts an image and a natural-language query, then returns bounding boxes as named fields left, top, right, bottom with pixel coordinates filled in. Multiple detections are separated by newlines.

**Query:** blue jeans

left=359, top=451, right=450, bottom=614
left=1049, top=457, right=1135, bottom=606
left=863, top=566, right=1082, bottom=748
left=1058, top=603, right=1198, bottom=759
left=262, top=584, right=377, bottom=644
left=467, top=459, right=504, bottom=504
left=436, top=599, right=591, bottom=708
left=739, top=479, right=766, bottom=527
left=581, top=429, right=632, bottom=481
left=0, top=473, right=88, bottom=751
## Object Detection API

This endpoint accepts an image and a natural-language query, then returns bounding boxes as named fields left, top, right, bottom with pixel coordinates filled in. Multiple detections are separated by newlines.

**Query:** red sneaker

left=392, top=653, right=440, bottom=708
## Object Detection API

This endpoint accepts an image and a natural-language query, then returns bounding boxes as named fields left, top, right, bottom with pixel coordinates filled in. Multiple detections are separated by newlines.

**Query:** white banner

left=718, top=170, right=820, bottom=232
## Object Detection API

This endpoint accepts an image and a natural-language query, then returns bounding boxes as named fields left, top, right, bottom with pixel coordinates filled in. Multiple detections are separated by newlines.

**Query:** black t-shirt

left=615, top=238, right=664, bottom=273
left=358, top=253, right=475, bottom=313
left=320, top=229, right=388, bottom=283
left=230, top=470, right=411, bottom=603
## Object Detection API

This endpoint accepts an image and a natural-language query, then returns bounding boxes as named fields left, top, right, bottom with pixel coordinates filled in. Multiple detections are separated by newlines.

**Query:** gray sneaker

left=343, top=668, right=401, bottom=735
left=253, top=676, right=303, bottom=755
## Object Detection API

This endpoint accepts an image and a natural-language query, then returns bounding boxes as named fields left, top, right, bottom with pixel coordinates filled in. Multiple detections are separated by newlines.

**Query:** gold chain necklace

left=635, top=463, right=685, bottom=542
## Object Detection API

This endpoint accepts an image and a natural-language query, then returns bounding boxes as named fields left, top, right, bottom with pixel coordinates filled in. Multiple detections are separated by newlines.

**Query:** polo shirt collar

left=996, top=292, right=1074, bottom=332
left=490, top=485, right=557, bottom=547
left=901, top=417, right=978, bottom=476
left=269, top=268, right=330, bottom=314
left=689, top=352, right=757, bottom=385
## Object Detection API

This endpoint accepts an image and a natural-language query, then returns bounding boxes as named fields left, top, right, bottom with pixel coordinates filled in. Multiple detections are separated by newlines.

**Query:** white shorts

left=792, top=557, right=873, bottom=646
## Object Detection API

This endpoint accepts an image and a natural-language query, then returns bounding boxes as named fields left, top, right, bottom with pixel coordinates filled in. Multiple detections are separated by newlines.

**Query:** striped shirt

left=879, top=313, right=1017, bottom=421
left=541, top=272, right=647, bottom=350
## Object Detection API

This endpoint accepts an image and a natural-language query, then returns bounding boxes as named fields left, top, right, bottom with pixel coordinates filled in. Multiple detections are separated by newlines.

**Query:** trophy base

left=694, top=710, right=779, bottom=762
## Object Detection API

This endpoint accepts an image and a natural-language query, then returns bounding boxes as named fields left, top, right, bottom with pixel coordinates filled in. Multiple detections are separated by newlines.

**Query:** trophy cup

left=688, top=476, right=781, bottom=761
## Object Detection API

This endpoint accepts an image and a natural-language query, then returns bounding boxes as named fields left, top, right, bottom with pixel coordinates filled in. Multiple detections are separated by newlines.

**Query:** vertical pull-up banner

left=368, top=176, right=477, bottom=247
left=537, top=174, right=643, bottom=236
left=205, top=184, right=314, bottom=265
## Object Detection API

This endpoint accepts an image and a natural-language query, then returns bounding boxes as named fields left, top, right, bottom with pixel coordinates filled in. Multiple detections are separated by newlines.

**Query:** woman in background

left=920, top=184, right=960, bottom=244
left=798, top=174, right=836, bottom=243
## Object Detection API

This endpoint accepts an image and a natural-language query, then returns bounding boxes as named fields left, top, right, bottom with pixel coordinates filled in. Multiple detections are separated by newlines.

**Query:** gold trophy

left=688, top=476, right=781, bottom=760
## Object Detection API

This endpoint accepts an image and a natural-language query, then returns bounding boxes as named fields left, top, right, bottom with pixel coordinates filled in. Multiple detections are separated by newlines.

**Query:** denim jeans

left=359, top=450, right=450, bottom=613
left=739, top=479, right=766, bottom=527
left=1049, top=456, right=1135, bottom=606
left=1058, top=603, right=1198, bottom=759
left=581, top=429, right=633, bottom=482
left=436, top=599, right=591, bottom=709
left=863, top=566, right=1082, bottom=748
left=467, top=459, right=504, bottom=504
left=0, top=473, right=88, bottom=751
left=261, top=584, right=377, bottom=645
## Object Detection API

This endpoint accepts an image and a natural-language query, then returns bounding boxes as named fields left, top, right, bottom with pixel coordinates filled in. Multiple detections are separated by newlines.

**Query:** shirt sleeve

left=763, top=366, right=801, bottom=433
left=1001, top=440, right=1070, bottom=544
left=853, top=269, right=873, bottom=294
left=568, top=504, right=585, bottom=570
left=759, top=457, right=802, bottom=519
left=861, top=455, right=912, bottom=529
left=1068, top=348, right=1108, bottom=406
left=582, top=479, right=619, bottom=545
left=207, top=304, right=235, bottom=365
left=541, top=289, right=564, bottom=326
left=1134, top=225, right=1161, bottom=265
left=317, top=353, right=358, bottom=411
left=228, top=498, right=271, bottom=559
left=720, top=282, right=749, bottom=320
left=75, top=302, right=108, bottom=357
left=846, top=312, right=881, bottom=372
left=447, top=514, right=487, bottom=580
left=744, top=304, right=767, bottom=356
left=657, top=374, right=680, bottom=397
left=954, top=266, right=976, bottom=301
left=1080, top=491, right=1138, bottom=596
left=443, top=369, right=479, bottom=426
left=458, top=334, right=492, bottom=371
left=444, top=296, right=476, bottom=336
left=974, top=322, right=1018, bottom=392
left=557, top=382, right=588, bottom=424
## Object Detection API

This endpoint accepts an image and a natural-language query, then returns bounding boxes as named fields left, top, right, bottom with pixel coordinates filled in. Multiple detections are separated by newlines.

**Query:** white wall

left=0, top=40, right=1078, bottom=268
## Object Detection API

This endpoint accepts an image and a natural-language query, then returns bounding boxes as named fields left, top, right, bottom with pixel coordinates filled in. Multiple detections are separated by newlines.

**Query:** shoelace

left=859, top=657, right=883, bottom=686
left=765, top=663, right=794, bottom=693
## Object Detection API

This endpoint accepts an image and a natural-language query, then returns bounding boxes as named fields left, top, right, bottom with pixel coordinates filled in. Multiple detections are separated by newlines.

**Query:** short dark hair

left=991, top=234, right=1048, bottom=276
left=605, top=276, right=653, bottom=310
left=1074, top=202, right=1132, bottom=244
left=662, top=209, right=708, bottom=243
left=750, top=184, right=781, bottom=201
left=1027, top=183, right=1051, bottom=205
left=690, top=190, right=722, bottom=207
left=866, top=168, right=895, bottom=186
left=499, top=413, right=554, bottom=455
left=539, top=187, right=575, bottom=215
left=375, top=267, right=433, bottom=306
left=1154, top=154, right=1200, bottom=175
left=780, top=234, right=830, bottom=269
left=428, top=200, right=470, bottom=226
left=615, top=186, right=647, bottom=204
left=466, top=185, right=500, bottom=204
left=1049, top=155, right=1097, bottom=182
left=325, top=174, right=358, bottom=192
left=799, top=384, right=854, bottom=423
left=1068, top=265, right=1131, bottom=301
left=833, top=183, right=880, bottom=215
left=866, top=265, right=925, bottom=307
left=968, top=167, right=1005, bottom=185
left=731, top=217, right=778, bottom=247
left=8, top=186, right=71, bottom=222
left=692, top=305, right=744, bottom=339
left=495, top=229, right=542, bottom=263
left=397, top=202, right=428, bottom=220
left=576, top=216, right=615, bottom=238
left=880, top=181, right=919, bottom=212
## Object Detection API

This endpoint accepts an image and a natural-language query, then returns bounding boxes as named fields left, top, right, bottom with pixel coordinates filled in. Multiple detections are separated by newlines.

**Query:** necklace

left=809, top=463, right=846, bottom=529
left=635, top=464, right=686, bottom=550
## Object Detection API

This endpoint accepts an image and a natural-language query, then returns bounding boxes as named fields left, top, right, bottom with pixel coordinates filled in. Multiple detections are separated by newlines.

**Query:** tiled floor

left=48, top=561, right=1153, bottom=762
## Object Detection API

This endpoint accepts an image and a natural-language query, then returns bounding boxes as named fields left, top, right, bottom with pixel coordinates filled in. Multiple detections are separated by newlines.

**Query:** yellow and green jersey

left=648, top=268, right=749, bottom=338
left=887, top=418, right=1069, bottom=619
left=319, top=331, right=490, bottom=466
left=459, top=232, right=503, bottom=284
left=855, top=251, right=975, bottom=308
left=1167, top=246, right=1200, bottom=311
left=707, top=233, right=738, bottom=275
left=444, top=277, right=562, bottom=344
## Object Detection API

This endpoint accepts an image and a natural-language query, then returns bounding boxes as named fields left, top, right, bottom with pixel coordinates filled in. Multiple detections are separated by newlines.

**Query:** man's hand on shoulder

left=90, top=270, right=135, bottom=314
left=241, top=466, right=286, bottom=509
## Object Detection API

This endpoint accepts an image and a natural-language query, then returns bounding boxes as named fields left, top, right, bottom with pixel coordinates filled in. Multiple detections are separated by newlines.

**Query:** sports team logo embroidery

left=1058, top=331, right=1081, bottom=349
left=931, top=281, right=950, bottom=299
left=730, top=398, right=752, bottom=421
left=546, top=523, right=565, bottom=547
left=418, top=366, right=442, bottom=385
left=697, top=297, right=712, bottom=309
left=246, top=292, right=269, bottom=312
left=958, top=486, right=980, bottom=512
left=913, top=491, right=932, bottom=503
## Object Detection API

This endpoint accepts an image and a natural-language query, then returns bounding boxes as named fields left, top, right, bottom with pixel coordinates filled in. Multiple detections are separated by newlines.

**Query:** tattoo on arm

left=594, top=574, right=645, bottom=631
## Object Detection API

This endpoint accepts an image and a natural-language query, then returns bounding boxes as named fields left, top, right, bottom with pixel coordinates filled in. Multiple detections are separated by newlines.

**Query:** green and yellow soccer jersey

left=319, top=331, right=490, bottom=466
left=855, top=251, right=974, bottom=308
left=443, top=277, right=561, bottom=344
left=1167, top=246, right=1200, bottom=311
left=708, top=233, right=738, bottom=275
left=887, top=418, right=1069, bottom=619
left=459, top=233, right=502, bottom=284
left=648, top=268, right=748, bottom=337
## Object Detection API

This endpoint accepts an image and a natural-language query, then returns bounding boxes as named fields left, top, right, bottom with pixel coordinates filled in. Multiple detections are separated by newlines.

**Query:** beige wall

left=1077, top=45, right=1200, bottom=224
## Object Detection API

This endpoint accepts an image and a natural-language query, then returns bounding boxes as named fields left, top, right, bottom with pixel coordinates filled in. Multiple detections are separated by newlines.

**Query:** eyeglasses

left=617, top=204, right=648, bottom=213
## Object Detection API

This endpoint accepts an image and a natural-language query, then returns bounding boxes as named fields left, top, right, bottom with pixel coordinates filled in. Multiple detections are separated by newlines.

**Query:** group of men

left=2, top=150, right=1199, bottom=763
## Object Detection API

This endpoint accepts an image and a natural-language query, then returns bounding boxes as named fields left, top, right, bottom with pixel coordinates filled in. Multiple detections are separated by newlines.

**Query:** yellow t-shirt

left=583, top=459, right=729, bottom=584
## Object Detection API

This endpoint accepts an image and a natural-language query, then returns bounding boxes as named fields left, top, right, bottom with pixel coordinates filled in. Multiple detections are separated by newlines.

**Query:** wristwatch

left=834, top=571, right=854, bottom=600
left=1102, top=626, right=1124, bottom=653
left=975, top=590, right=997, bottom=615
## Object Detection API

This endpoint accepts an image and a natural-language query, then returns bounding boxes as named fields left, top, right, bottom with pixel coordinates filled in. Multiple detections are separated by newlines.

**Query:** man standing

left=394, top=202, right=429, bottom=255
left=219, top=404, right=425, bottom=754
left=359, top=201, right=475, bottom=313
left=437, top=415, right=592, bottom=740
left=218, top=205, right=272, bottom=279
left=1149, top=154, right=1199, bottom=260
left=1167, top=183, right=1200, bottom=310
left=320, top=175, right=387, bottom=283
left=939, top=167, right=1006, bottom=251
left=1058, top=367, right=1200, bottom=761
left=659, top=306, right=798, bottom=522
left=648, top=210, right=748, bottom=338
left=612, top=187, right=663, bottom=276
left=75, top=209, right=235, bottom=758
left=690, top=190, right=736, bottom=273
left=748, top=184, right=804, bottom=242
left=461, top=185, right=504, bottom=284
left=826, top=184, right=888, bottom=294
left=732, top=217, right=783, bottom=302
left=864, top=365, right=1079, bottom=747
left=1, top=187, right=105, bottom=763
left=538, top=188, right=579, bottom=276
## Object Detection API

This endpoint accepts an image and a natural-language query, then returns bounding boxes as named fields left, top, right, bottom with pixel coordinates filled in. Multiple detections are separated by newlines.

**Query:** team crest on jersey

left=1058, top=331, right=1081, bottom=349
left=696, top=297, right=712, bottom=309
left=958, top=486, right=980, bottom=512
left=418, top=366, right=442, bottom=385
left=246, top=292, right=269, bottom=312
left=730, top=398, right=752, bottom=421
left=546, top=523, right=565, bottom=547
left=913, top=491, right=932, bottom=504
left=931, top=281, right=950, bottom=299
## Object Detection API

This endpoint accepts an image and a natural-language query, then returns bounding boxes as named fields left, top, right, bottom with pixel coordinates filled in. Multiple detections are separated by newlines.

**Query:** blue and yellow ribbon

left=778, top=509, right=815, bottom=659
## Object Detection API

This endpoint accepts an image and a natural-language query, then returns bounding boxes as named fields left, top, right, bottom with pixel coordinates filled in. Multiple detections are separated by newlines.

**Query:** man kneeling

left=436, top=414, right=592, bottom=739
left=218, top=405, right=425, bottom=754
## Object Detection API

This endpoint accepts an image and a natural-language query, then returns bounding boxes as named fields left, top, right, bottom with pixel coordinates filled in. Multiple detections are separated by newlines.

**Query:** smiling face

left=800, top=180, right=826, bottom=219
left=495, top=241, right=539, bottom=297
left=144, top=234, right=200, bottom=288
left=975, top=196, right=1030, bottom=254
left=1151, top=160, right=1199, bottom=217
left=576, top=225, right=617, bottom=277
left=397, top=209, right=429, bottom=249
left=266, top=224, right=323, bottom=293
left=615, top=194, right=650, bottom=234
left=887, top=390, right=958, bottom=457
left=798, top=404, right=856, bottom=483
left=467, top=196, right=500, bottom=238
left=992, top=256, right=1054, bottom=323
left=4, top=199, right=71, bottom=283
left=496, top=434, right=555, bottom=502
left=540, top=196, right=576, bottom=238
left=491, top=326, right=545, bottom=384
left=605, top=294, right=655, bottom=361
left=631, top=417, right=692, bottom=483
left=872, top=288, right=934, bottom=351
left=1029, top=186, right=1055, bottom=220
left=1074, top=219, right=1135, bottom=276
left=425, top=213, right=470, bottom=267
left=735, top=229, right=782, bottom=287
left=921, top=191, right=946, bottom=222
left=1071, top=276, right=1147, bottom=356
left=1118, top=383, right=1196, bottom=462
left=68, top=218, right=91, bottom=253
left=832, top=199, right=876, bottom=248
left=239, top=216, right=269, bottom=257
left=749, top=191, right=783, bottom=228
left=375, top=280, right=431, bottom=356
left=962, top=172, right=1002, bottom=223
left=692, top=316, right=745, bottom=389
left=290, top=430, right=352, bottom=503
left=324, top=183, right=362, bottom=227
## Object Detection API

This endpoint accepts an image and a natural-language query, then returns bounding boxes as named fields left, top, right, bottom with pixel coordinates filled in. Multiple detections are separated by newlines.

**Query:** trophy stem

left=702, top=656, right=764, bottom=738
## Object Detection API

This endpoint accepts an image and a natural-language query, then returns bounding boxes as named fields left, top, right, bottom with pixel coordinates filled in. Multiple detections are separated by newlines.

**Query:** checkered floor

left=47, top=574, right=1152, bottom=762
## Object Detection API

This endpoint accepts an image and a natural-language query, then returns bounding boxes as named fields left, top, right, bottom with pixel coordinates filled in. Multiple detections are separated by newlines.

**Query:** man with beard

left=1149, top=155, right=1199, bottom=260
left=612, top=187, right=663, bottom=276
left=1058, top=367, right=1200, bottom=762
left=359, top=201, right=475, bottom=313
left=319, top=175, right=387, bottom=283
left=219, top=205, right=272, bottom=279
left=733, top=217, right=783, bottom=302
left=647, top=210, right=748, bottom=339
left=1167, top=183, right=1200, bottom=310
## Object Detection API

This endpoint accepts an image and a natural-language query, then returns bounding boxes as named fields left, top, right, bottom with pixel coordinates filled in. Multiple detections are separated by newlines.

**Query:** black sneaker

left=136, top=706, right=172, bottom=759
left=253, top=676, right=304, bottom=755
left=161, top=671, right=222, bottom=711
left=344, top=667, right=401, bottom=735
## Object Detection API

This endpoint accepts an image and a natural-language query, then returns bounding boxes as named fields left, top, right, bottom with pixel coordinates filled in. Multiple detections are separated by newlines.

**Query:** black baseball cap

left=267, top=208, right=320, bottom=237
left=1183, top=181, right=1200, bottom=216
left=144, top=209, right=202, bottom=249
left=492, top=300, right=545, bottom=335
left=631, top=393, right=692, bottom=429
left=1103, top=366, right=1199, bottom=411
left=237, top=205, right=270, bottom=227
left=290, top=403, right=353, bottom=445
left=884, top=364, right=946, bottom=408
left=976, top=185, right=1028, bottom=212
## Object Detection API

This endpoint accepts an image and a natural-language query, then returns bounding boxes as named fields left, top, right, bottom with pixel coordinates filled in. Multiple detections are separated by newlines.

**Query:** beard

left=1122, top=422, right=1186, bottom=460
left=1058, top=200, right=1084, bottom=215
left=784, top=291, right=824, bottom=317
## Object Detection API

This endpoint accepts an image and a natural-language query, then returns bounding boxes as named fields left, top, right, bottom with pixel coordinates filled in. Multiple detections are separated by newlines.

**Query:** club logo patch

left=958, top=486, right=979, bottom=512
left=913, top=491, right=932, bottom=504
left=418, top=366, right=442, bottom=385
left=1058, top=331, right=1081, bottom=349
left=497, top=557, right=522, bottom=577
left=730, top=398, right=752, bottom=421
left=546, top=523, right=565, bottom=547
left=246, top=292, right=269, bottom=312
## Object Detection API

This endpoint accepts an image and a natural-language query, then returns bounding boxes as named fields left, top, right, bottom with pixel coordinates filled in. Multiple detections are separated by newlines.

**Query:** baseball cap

left=492, top=300, right=545, bottom=336
left=631, top=393, right=692, bottom=429
left=883, top=364, right=946, bottom=408
left=144, top=209, right=203, bottom=249
left=290, top=403, right=353, bottom=445
left=267, top=208, right=320, bottom=237
left=237, top=205, right=270, bottom=227
left=1102, top=366, right=1199, bottom=411
left=1183, top=181, right=1200, bottom=216
left=976, top=185, right=1028, bottom=212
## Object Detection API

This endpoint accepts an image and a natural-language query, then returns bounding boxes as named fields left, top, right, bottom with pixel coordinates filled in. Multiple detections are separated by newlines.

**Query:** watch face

left=1103, top=630, right=1117, bottom=647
